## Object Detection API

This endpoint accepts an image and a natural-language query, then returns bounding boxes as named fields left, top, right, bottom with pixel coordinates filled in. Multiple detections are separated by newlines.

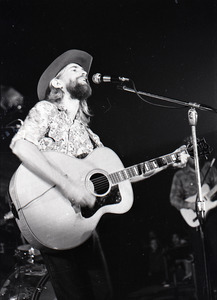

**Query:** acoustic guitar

left=9, top=145, right=188, bottom=250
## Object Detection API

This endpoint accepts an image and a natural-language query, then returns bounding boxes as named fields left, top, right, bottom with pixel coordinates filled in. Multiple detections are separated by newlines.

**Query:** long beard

left=66, top=80, right=92, bottom=101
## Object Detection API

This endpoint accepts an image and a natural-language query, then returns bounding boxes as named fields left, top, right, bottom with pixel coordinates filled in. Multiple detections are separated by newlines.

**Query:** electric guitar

left=9, top=146, right=188, bottom=250
left=180, top=184, right=217, bottom=227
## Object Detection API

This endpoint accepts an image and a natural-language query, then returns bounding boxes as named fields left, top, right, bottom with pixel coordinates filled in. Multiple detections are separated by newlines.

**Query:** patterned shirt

left=10, top=100, right=103, bottom=158
left=170, top=162, right=217, bottom=210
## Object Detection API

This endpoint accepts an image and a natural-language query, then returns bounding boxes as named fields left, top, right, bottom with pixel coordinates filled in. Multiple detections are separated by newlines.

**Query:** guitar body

left=9, top=147, right=133, bottom=250
left=180, top=184, right=217, bottom=227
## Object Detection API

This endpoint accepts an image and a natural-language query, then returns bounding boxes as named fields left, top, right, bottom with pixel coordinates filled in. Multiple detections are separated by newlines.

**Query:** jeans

left=41, top=232, right=112, bottom=300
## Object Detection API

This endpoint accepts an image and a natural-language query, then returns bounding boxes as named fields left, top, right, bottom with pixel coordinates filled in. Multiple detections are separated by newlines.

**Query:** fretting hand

left=172, top=145, right=189, bottom=169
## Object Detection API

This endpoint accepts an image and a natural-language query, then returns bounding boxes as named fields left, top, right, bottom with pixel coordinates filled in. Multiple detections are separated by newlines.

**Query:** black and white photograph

left=1, top=1, right=217, bottom=299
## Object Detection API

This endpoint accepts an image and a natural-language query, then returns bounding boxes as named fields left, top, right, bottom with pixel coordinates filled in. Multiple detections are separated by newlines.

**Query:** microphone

left=92, top=73, right=130, bottom=84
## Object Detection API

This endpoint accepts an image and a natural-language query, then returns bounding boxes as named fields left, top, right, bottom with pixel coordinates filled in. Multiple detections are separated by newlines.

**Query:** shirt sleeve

left=170, top=172, right=187, bottom=210
left=10, top=101, right=57, bottom=149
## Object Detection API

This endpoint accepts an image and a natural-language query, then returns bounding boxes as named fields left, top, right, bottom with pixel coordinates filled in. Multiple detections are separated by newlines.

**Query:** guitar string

left=91, top=178, right=111, bottom=190
left=90, top=160, right=168, bottom=187
left=90, top=155, right=177, bottom=187
left=89, top=152, right=182, bottom=191
left=17, top=152, right=183, bottom=211
left=90, top=151, right=180, bottom=184
left=90, top=165, right=146, bottom=189
left=90, top=166, right=138, bottom=185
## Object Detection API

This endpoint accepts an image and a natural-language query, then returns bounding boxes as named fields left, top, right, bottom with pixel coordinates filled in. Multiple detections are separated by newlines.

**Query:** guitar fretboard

left=109, top=149, right=186, bottom=184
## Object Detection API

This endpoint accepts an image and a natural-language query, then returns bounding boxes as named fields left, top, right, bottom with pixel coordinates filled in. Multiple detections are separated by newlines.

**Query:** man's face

left=57, top=63, right=92, bottom=100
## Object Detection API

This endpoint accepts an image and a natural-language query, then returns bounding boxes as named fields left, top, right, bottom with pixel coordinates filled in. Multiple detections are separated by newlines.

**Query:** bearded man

left=10, top=50, right=109, bottom=300
left=9, top=50, right=188, bottom=299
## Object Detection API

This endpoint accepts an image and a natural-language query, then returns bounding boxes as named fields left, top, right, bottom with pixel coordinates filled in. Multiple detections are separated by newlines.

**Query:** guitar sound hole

left=90, top=173, right=110, bottom=196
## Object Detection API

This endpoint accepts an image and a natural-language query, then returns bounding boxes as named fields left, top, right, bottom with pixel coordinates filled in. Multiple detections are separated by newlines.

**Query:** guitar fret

left=138, top=164, right=143, bottom=175
left=120, top=169, right=127, bottom=181
left=123, top=170, right=129, bottom=180
left=112, top=172, right=119, bottom=184
left=114, top=172, right=119, bottom=183
left=165, top=155, right=172, bottom=163
left=149, top=162, right=155, bottom=170
left=161, top=157, right=167, bottom=165
left=110, top=167, right=139, bottom=184
left=156, top=157, right=167, bottom=167
left=109, top=146, right=186, bottom=185
left=127, top=168, right=133, bottom=178
left=123, top=169, right=128, bottom=178
left=109, top=173, right=116, bottom=184
left=126, top=168, right=130, bottom=178
left=116, top=172, right=122, bottom=182
left=170, top=153, right=177, bottom=162
left=144, top=162, right=150, bottom=172
left=135, top=166, right=140, bottom=175
left=129, top=168, right=134, bottom=177
left=152, top=160, right=158, bottom=168
left=125, top=169, right=130, bottom=179
left=119, top=170, right=126, bottom=181
left=131, top=166, right=139, bottom=176
left=131, top=167, right=136, bottom=177
left=127, top=169, right=131, bottom=178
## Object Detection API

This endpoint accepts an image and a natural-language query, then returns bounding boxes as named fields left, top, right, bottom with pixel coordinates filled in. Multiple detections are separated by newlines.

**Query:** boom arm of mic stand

left=118, top=85, right=217, bottom=113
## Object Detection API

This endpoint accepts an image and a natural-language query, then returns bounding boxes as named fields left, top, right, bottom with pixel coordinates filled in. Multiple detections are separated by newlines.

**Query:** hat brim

left=37, top=49, right=93, bottom=100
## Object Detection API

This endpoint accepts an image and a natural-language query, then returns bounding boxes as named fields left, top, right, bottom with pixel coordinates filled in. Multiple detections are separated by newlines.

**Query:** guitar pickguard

left=81, top=185, right=122, bottom=218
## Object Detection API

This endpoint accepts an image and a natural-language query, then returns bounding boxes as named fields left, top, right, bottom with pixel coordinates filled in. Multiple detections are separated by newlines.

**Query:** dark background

left=1, top=0, right=217, bottom=297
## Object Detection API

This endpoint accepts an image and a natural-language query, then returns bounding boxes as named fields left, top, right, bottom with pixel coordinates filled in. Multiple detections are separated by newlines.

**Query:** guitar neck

left=109, top=148, right=187, bottom=184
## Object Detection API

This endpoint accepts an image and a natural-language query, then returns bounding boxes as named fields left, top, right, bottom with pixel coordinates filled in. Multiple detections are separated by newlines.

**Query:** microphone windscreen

left=92, top=73, right=101, bottom=84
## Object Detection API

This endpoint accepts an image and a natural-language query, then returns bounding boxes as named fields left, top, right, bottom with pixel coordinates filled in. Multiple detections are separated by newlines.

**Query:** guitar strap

left=6, top=190, right=19, bottom=219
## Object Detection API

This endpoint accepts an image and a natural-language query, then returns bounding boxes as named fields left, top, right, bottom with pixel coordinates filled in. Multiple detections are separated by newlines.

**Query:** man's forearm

left=10, top=139, right=67, bottom=189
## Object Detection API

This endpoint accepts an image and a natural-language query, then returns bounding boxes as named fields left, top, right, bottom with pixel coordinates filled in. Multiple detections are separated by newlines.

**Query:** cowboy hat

left=37, top=49, right=93, bottom=100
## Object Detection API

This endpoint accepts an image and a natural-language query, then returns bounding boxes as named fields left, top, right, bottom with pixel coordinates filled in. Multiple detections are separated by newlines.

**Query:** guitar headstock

left=186, top=137, right=213, bottom=159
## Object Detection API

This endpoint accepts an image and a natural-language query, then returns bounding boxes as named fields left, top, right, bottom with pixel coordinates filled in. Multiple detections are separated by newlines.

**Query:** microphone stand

left=188, top=108, right=205, bottom=224
left=188, top=108, right=212, bottom=300
left=119, top=85, right=217, bottom=299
